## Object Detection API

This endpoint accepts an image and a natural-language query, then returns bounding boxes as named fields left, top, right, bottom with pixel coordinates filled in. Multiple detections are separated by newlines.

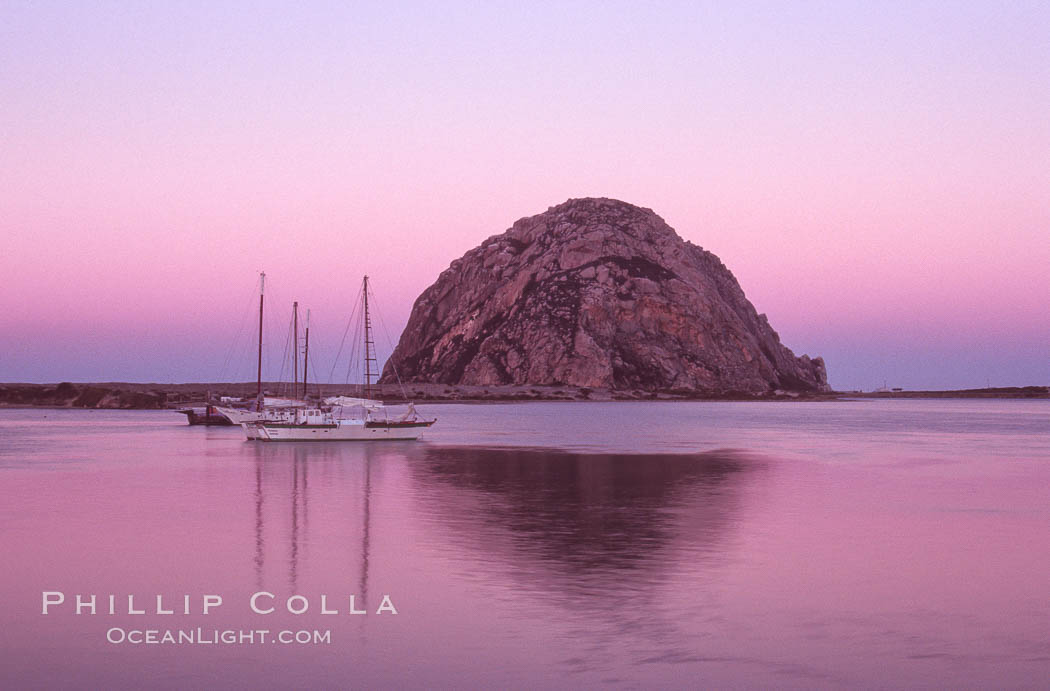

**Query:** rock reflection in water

left=214, top=442, right=769, bottom=683
left=410, top=446, right=762, bottom=605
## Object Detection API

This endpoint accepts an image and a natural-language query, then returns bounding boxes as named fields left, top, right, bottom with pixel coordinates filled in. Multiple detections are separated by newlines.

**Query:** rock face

left=381, top=198, right=829, bottom=393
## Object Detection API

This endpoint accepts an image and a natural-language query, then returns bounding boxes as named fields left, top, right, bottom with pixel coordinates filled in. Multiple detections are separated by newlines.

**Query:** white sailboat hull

left=242, top=421, right=264, bottom=440
left=248, top=420, right=432, bottom=442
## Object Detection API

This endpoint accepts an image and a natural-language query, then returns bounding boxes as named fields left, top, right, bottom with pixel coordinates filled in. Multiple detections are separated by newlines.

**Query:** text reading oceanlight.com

left=106, top=628, right=331, bottom=645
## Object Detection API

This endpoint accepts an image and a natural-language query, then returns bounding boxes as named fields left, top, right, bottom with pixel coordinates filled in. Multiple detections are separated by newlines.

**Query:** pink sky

left=2, top=2, right=1047, bottom=390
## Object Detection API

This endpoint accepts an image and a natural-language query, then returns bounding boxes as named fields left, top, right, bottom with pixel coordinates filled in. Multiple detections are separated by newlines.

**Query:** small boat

left=176, top=404, right=234, bottom=426
left=247, top=277, right=435, bottom=442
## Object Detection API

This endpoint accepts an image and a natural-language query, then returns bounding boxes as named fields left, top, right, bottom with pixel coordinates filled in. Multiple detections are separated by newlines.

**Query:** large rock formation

left=381, top=198, right=828, bottom=393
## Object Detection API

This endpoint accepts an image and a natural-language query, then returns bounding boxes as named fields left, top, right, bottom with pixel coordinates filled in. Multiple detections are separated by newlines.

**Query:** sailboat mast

left=293, top=301, right=299, bottom=397
left=257, top=272, right=265, bottom=399
left=302, top=309, right=310, bottom=399
left=363, top=276, right=377, bottom=400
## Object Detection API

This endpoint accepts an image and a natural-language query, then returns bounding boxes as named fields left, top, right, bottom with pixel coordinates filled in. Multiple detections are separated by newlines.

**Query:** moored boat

left=247, top=277, right=436, bottom=442
left=247, top=403, right=434, bottom=441
left=176, top=405, right=234, bottom=426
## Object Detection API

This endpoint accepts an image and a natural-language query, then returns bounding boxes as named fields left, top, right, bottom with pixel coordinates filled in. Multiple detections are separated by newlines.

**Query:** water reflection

left=253, top=457, right=264, bottom=588
left=410, top=447, right=761, bottom=599
left=289, top=452, right=301, bottom=588
left=239, top=443, right=383, bottom=609
left=9, top=404, right=1045, bottom=688
left=359, top=448, right=372, bottom=609
left=227, top=442, right=765, bottom=681
left=235, top=443, right=761, bottom=607
left=402, top=446, right=766, bottom=678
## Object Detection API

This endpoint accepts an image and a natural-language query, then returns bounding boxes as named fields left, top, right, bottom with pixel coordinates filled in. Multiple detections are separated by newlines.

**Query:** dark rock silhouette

left=382, top=198, right=828, bottom=393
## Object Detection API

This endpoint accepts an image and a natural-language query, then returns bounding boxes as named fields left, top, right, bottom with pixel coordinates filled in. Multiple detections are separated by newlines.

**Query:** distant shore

left=841, top=387, right=1049, bottom=400
left=0, top=382, right=1046, bottom=409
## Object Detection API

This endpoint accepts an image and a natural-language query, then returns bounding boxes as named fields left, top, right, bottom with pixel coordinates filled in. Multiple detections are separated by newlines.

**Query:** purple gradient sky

left=2, top=1, right=1047, bottom=390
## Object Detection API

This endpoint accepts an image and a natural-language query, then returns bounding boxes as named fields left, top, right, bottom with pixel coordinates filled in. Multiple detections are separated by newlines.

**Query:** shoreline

left=0, top=382, right=1045, bottom=410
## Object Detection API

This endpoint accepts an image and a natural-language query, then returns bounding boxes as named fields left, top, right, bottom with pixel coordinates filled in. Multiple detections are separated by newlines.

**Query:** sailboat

left=214, top=273, right=312, bottom=435
left=245, top=276, right=436, bottom=442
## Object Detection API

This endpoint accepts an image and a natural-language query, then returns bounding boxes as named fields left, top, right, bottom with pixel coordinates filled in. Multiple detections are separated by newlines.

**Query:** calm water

left=1, top=400, right=1048, bottom=689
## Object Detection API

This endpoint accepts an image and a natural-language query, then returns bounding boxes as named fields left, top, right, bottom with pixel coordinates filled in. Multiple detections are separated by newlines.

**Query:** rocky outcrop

left=381, top=198, right=829, bottom=393
left=0, top=383, right=168, bottom=408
